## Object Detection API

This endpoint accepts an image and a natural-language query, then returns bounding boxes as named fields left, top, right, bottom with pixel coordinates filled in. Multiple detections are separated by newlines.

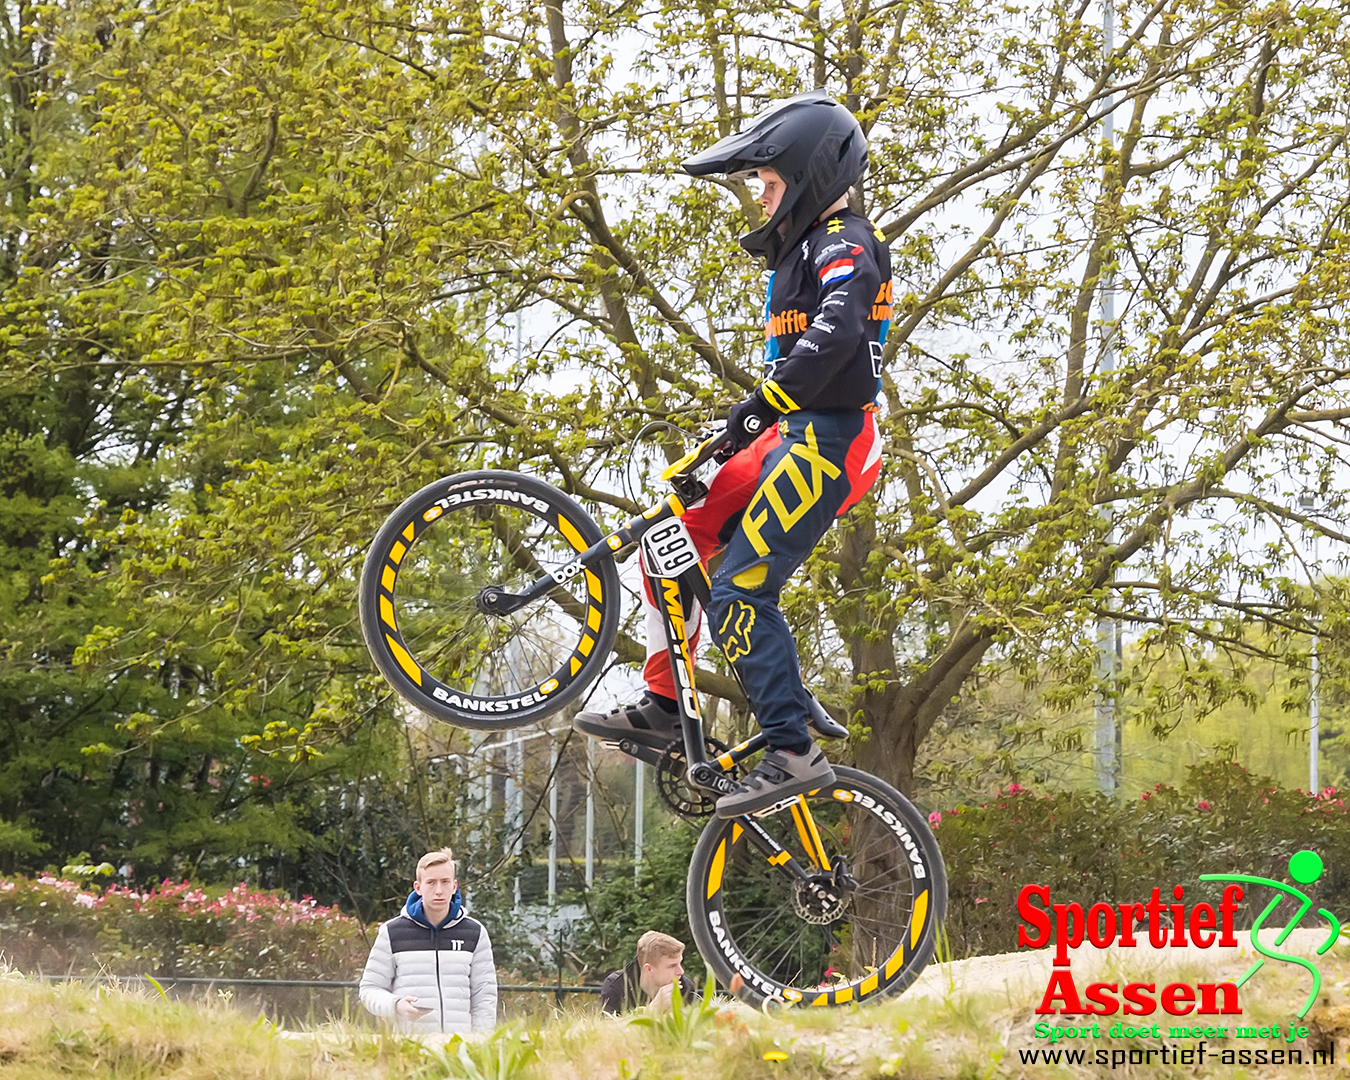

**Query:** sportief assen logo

left=1020, top=849, right=1340, bottom=1020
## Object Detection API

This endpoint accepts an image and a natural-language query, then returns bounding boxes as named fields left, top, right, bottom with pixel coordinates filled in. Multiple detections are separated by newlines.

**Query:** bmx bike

left=359, top=427, right=946, bottom=1007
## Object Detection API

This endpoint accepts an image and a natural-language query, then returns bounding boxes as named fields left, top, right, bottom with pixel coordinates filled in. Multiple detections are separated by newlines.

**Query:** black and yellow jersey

left=759, top=209, right=892, bottom=414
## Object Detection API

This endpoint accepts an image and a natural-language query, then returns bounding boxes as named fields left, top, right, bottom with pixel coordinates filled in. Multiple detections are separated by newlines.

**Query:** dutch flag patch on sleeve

left=819, top=258, right=855, bottom=285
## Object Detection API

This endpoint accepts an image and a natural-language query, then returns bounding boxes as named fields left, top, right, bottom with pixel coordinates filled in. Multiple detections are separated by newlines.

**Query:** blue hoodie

left=404, top=887, right=463, bottom=928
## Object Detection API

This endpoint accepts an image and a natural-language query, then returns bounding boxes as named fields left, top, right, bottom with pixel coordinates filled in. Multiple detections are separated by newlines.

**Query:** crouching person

left=360, top=847, right=497, bottom=1035
left=600, top=931, right=698, bottom=1014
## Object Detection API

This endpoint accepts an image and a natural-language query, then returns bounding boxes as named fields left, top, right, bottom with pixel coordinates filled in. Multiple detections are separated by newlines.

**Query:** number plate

left=641, top=517, right=700, bottom=579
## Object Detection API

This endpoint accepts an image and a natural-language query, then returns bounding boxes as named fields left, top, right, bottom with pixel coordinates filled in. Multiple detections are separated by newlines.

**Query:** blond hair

left=636, top=930, right=685, bottom=967
left=416, top=847, right=456, bottom=880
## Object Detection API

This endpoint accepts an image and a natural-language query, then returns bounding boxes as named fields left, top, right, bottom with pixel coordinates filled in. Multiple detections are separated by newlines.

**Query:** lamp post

left=1299, top=492, right=1319, bottom=794
left=547, top=737, right=559, bottom=906
left=1094, top=0, right=1121, bottom=797
left=585, top=739, right=595, bottom=888
left=634, top=759, right=644, bottom=881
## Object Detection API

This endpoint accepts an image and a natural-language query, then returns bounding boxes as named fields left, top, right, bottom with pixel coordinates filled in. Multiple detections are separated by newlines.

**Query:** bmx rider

left=574, top=90, right=891, bottom=818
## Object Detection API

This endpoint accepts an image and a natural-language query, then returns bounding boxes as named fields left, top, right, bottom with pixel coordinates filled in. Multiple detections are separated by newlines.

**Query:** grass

left=3, top=943, right=1350, bottom=1079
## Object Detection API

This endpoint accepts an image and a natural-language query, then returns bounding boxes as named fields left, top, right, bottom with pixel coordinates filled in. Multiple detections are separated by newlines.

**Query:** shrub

left=0, top=875, right=371, bottom=979
left=935, top=760, right=1350, bottom=957
left=568, top=818, right=707, bottom=983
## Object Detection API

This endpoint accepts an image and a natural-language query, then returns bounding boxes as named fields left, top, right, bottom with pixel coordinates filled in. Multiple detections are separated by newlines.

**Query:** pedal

left=751, top=795, right=802, bottom=819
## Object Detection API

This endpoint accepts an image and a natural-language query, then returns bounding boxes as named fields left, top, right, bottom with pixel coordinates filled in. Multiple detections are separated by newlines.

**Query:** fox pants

left=639, top=410, right=881, bottom=751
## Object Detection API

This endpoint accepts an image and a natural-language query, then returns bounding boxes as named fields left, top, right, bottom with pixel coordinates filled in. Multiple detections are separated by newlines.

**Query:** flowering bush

left=934, top=760, right=1350, bottom=958
left=0, top=876, right=371, bottom=980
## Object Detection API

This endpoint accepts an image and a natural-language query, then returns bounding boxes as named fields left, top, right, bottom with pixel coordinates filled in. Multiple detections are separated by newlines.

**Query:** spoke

left=731, top=908, right=795, bottom=952
left=514, top=626, right=557, bottom=681
left=402, top=627, right=481, bottom=677
left=389, top=499, right=603, bottom=697
left=391, top=588, right=481, bottom=607
left=488, top=511, right=592, bottom=626
left=765, top=949, right=808, bottom=986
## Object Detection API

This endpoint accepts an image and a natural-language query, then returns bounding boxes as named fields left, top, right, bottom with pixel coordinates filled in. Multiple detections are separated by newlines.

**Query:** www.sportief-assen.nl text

left=1017, top=1043, right=1335, bottom=1068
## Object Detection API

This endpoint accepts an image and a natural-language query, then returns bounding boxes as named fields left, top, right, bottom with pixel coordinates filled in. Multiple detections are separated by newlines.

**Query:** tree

left=439, top=0, right=1350, bottom=794
left=2, top=0, right=1348, bottom=903
left=0, top=0, right=486, bottom=881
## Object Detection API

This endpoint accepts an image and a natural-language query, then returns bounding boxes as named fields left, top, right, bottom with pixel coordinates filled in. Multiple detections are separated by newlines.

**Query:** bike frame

left=487, top=428, right=836, bottom=878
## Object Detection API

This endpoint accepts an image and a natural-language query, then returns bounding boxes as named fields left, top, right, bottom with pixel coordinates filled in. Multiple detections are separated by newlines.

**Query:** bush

left=0, top=875, right=371, bottom=979
left=936, top=759, right=1350, bottom=957
left=12, top=757, right=1340, bottom=986
left=568, top=818, right=707, bottom=983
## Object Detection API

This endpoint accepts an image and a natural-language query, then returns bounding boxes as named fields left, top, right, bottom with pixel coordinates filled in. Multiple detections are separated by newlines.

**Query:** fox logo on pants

left=717, top=601, right=757, bottom=661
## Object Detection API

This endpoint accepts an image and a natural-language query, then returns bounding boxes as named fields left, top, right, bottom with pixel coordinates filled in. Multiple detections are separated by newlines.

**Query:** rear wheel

left=686, top=765, right=945, bottom=1007
left=359, top=470, right=621, bottom=730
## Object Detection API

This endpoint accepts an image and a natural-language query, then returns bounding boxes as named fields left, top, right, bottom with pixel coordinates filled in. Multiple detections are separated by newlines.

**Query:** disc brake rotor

left=792, top=875, right=850, bottom=925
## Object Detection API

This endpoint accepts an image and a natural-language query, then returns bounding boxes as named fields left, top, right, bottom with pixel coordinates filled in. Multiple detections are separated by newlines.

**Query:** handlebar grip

left=659, top=426, right=736, bottom=481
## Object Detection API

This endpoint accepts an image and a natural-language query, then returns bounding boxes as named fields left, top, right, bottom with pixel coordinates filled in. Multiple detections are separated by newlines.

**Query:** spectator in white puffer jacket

left=359, top=847, right=497, bottom=1035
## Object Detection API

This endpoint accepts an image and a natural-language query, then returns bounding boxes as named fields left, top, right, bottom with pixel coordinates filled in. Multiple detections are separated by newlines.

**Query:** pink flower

left=928, top=811, right=942, bottom=826
left=1197, top=800, right=1212, bottom=811
left=1006, top=783, right=1024, bottom=795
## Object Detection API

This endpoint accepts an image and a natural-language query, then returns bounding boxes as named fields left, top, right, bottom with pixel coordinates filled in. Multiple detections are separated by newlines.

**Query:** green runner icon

left=1200, top=849, right=1341, bottom=1019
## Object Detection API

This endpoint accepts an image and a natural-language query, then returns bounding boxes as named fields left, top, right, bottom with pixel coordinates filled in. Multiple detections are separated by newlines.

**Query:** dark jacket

left=759, top=208, right=892, bottom=414
left=598, top=956, right=698, bottom=1014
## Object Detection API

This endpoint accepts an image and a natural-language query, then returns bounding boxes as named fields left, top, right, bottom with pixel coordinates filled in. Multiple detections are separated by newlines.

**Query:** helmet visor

left=681, top=129, right=784, bottom=178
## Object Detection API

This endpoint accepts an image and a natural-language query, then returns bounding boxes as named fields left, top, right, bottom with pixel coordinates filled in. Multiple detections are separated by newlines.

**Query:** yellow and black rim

left=691, top=767, right=943, bottom=1006
left=362, top=472, right=617, bottom=727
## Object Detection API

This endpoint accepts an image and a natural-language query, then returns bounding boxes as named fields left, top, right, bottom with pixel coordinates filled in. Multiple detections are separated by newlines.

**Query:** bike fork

left=644, top=563, right=733, bottom=794
left=644, top=555, right=835, bottom=875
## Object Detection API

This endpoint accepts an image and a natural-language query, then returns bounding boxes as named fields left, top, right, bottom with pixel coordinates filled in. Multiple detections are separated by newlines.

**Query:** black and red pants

left=639, top=409, right=882, bottom=751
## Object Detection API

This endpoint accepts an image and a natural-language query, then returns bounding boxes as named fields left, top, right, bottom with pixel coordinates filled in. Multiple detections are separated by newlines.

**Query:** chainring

left=656, top=735, right=738, bottom=819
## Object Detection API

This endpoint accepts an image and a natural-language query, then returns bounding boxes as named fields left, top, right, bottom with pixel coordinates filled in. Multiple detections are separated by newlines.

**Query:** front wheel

left=359, top=470, right=622, bottom=730
left=686, top=765, right=946, bottom=1007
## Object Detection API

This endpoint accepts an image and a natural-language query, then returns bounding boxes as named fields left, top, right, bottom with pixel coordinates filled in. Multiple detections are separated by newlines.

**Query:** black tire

left=359, top=470, right=621, bottom=730
left=686, top=765, right=946, bottom=1008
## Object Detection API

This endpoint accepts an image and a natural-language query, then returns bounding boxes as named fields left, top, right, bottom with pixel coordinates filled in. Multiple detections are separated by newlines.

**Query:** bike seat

left=807, top=694, right=850, bottom=740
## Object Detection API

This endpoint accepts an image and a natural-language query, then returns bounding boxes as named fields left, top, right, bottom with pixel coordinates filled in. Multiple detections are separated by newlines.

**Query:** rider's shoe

left=573, top=694, right=681, bottom=750
left=714, top=744, right=837, bottom=818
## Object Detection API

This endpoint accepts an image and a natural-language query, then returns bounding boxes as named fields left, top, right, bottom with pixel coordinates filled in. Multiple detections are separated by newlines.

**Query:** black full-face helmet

left=682, top=90, right=868, bottom=270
